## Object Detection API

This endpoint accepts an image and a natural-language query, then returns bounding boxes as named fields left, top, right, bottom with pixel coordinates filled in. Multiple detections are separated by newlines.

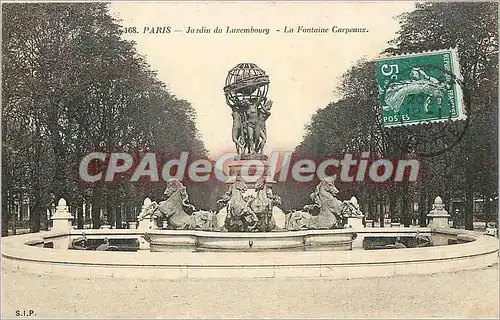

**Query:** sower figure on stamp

left=384, top=67, right=450, bottom=115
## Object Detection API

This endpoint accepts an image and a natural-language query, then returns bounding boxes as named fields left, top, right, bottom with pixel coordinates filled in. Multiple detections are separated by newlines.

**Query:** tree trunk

left=402, top=187, right=410, bottom=227
left=484, top=195, right=491, bottom=225
left=125, top=204, right=130, bottom=229
left=107, top=194, right=114, bottom=228
left=378, top=194, right=384, bottom=227
left=465, top=183, right=474, bottom=230
left=389, top=192, right=397, bottom=222
left=419, top=187, right=427, bottom=227
left=368, top=195, right=374, bottom=221
left=85, top=202, right=91, bottom=228
left=115, top=201, right=122, bottom=229
left=91, top=191, right=101, bottom=229
left=40, top=207, right=48, bottom=231
left=77, top=201, right=84, bottom=229
left=30, top=204, right=41, bottom=233
left=2, top=193, right=9, bottom=236
left=13, top=201, right=18, bottom=235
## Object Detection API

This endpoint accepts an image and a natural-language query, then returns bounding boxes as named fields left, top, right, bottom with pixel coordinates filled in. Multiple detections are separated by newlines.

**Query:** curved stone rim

left=146, top=228, right=356, bottom=238
left=2, top=228, right=498, bottom=279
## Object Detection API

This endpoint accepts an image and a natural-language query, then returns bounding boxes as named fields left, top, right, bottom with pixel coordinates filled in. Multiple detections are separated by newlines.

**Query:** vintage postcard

left=1, top=1, right=498, bottom=319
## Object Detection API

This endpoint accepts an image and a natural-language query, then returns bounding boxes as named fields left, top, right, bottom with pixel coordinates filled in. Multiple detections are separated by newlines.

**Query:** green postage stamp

left=375, top=48, right=466, bottom=127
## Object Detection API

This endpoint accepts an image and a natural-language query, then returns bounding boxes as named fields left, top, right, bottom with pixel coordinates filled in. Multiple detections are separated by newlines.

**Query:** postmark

left=375, top=48, right=466, bottom=127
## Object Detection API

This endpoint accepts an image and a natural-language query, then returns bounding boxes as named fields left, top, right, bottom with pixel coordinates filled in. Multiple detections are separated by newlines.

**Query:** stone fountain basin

left=145, top=229, right=356, bottom=252
left=2, top=227, right=498, bottom=279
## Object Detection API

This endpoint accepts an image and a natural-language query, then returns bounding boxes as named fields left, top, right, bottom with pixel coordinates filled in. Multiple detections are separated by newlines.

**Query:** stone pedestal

left=221, top=154, right=285, bottom=230
left=129, top=221, right=137, bottom=229
left=51, top=198, right=74, bottom=232
left=348, top=217, right=364, bottom=249
left=347, top=217, right=364, bottom=230
left=137, top=197, right=155, bottom=232
left=146, top=229, right=355, bottom=252
left=427, top=196, right=451, bottom=229
left=272, top=206, right=286, bottom=230
left=226, top=154, right=275, bottom=188
left=50, top=198, right=74, bottom=249
left=228, top=157, right=271, bottom=176
left=137, top=198, right=154, bottom=249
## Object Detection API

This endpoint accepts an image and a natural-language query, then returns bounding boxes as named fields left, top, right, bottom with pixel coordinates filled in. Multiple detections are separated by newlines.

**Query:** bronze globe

left=224, top=63, right=270, bottom=108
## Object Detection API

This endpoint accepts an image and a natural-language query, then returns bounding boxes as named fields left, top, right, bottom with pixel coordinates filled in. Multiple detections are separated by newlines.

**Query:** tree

left=385, top=2, right=498, bottom=229
left=280, top=2, right=497, bottom=229
left=2, top=3, right=209, bottom=235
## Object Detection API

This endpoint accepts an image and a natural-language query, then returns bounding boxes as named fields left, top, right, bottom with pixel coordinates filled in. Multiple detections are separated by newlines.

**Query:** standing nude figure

left=229, top=94, right=271, bottom=155
left=231, top=105, right=245, bottom=154
left=255, top=100, right=272, bottom=154
left=240, top=95, right=263, bottom=154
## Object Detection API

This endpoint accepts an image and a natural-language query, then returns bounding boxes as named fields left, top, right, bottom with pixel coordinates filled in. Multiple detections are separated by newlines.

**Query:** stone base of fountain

left=146, top=229, right=356, bottom=252
left=226, top=155, right=275, bottom=187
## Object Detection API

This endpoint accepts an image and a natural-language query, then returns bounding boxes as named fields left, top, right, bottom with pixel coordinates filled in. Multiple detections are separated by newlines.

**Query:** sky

left=109, top=1, right=416, bottom=158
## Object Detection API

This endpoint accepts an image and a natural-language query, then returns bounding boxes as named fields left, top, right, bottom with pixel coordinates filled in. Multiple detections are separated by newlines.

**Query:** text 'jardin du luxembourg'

left=122, top=25, right=369, bottom=35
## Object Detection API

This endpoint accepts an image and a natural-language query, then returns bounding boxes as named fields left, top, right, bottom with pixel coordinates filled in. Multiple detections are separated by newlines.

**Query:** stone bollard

left=137, top=197, right=153, bottom=250
left=350, top=217, right=365, bottom=250
left=50, top=198, right=74, bottom=249
left=137, top=197, right=152, bottom=231
left=427, top=196, right=451, bottom=229
left=129, top=221, right=137, bottom=229
left=100, top=222, right=112, bottom=229
left=51, top=198, right=74, bottom=232
left=348, top=217, right=364, bottom=230
left=345, top=196, right=364, bottom=249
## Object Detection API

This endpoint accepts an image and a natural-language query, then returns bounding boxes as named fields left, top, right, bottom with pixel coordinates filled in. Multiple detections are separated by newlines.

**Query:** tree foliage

left=2, top=3, right=210, bottom=235
left=276, top=2, right=498, bottom=228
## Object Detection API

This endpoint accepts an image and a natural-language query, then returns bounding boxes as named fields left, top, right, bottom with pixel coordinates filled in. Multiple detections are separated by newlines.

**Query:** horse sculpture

left=285, top=177, right=346, bottom=230
left=139, top=179, right=218, bottom=231
left=218, top=176, right=281, bottom=232
left=342, top=196, right=364, bottom=219
left=247, top=176, right=280, bottom=232
left=218, top=179, right=258, bottom=232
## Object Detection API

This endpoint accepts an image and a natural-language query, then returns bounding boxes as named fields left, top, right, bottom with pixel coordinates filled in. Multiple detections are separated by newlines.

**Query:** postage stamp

left=375, top=48, right=466, bottom=127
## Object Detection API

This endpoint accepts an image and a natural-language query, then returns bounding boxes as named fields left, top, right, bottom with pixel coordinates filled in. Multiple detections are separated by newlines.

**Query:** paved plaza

left=2, top=265, right=498, bottom=318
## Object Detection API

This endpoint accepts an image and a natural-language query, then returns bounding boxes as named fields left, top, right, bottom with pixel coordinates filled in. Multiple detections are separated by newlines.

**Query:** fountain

left=136, top=63, right=359, bottom=251
left=2, top=63, right=496, bottom=279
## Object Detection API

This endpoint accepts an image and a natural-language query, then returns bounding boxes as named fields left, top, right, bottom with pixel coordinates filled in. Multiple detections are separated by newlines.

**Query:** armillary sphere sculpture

left=224, top=63, right=273, bottom=156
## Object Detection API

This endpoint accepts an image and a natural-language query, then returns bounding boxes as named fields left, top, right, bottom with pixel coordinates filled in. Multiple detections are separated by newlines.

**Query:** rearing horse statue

left=247, top=176, right=279, bottom=232
left=144, top=179, right=218, bottom=231
left=218, top=179, right=258, bottom=232
left=285, top=177, right=346, bottom=230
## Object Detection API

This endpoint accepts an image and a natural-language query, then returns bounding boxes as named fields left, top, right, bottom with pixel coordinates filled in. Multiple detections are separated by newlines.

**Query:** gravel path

left=2, top=266, right=498, bottom=318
